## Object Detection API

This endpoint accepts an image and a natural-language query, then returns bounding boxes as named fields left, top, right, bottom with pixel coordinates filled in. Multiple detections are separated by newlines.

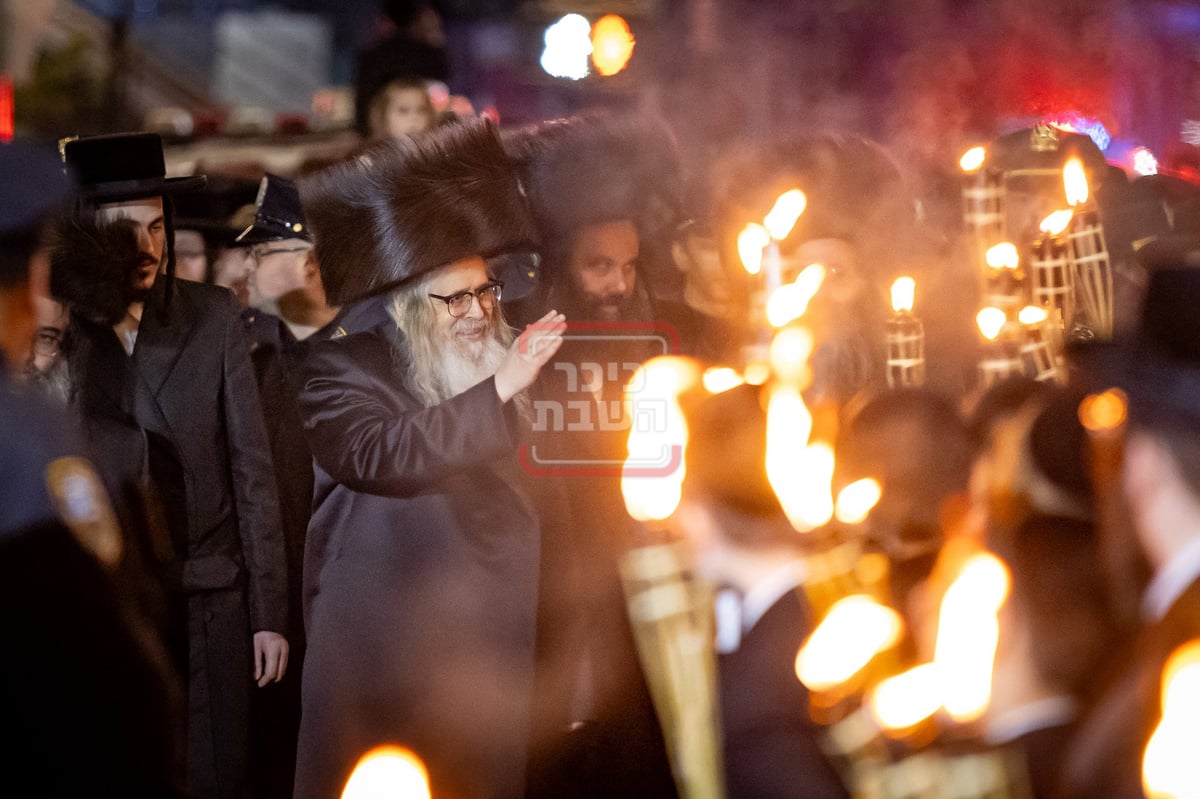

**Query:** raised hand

left=495, top=310, right=567, bottom=403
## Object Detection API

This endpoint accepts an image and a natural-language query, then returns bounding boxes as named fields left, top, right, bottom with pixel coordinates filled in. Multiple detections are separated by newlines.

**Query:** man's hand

left=253, top=631, right=289, bottom=688
left=495, top=310, right=566, bottom=403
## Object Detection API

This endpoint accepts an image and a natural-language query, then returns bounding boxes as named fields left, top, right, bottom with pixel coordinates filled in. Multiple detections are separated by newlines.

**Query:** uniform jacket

left=294, top=296, right=542, bottom=799
left=67, top=278, right=287, bottom=798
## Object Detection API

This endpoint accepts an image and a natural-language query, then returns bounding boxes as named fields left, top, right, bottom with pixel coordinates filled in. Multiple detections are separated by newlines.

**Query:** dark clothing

left=295, top=296, right=542, bottom=799
left=1059, top=578, right=1200, bottom=799
left=0, top=374, right=182, bottom=795
left=67, top=279, right=288, bottom=799
left=718, top=591, right=849, bottom=799
left=240, top=308, right=335, bottom=799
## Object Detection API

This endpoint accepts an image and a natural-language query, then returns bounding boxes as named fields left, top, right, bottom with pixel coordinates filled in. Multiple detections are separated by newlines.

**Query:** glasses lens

left=448, top=293, right=473, bottom=318
left=33, top=332, right=61, bottom=357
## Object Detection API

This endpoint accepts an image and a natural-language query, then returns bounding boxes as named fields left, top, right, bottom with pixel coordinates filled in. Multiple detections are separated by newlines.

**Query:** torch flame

left=1143, top=640, right=1200, bottom=799
left=766, top=263, right=827, bottom=327
left=702, top=367, right=744, bottom=395
left=763, top=189, right=807, bottom=241
left=834, top=478, right=882, bottom=525
left=959, top=146, right=986, bottom=173
left=1079, top=388, right=1128, bottom=432
left=769, top=327, right=815, bottom=386
left=1018, top=305, right=1049, bottom=326
left=738, top=223, right=770, bottom=275
left=933, top=552, right=1011, bottom=723
left=1064, top=156, right=1089, bottom=207
left=869, top=663, right=944, bottom=732
left=1040, top=209, right=1074, bottom=237
left=985, top=242, right=1020, bottom=270
left=621, top=356, right=702, bottom=522
left=976, top=307, right=1007, bottom=342
left=890, top=276, right=915, bottom=314
left=795, top=594, right=904, bottom=692
left=341, top=746, right=431, bottom=799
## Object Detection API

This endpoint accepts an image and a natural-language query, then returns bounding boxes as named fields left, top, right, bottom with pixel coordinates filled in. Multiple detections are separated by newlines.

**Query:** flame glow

left=976, top=307, right=1007, bottom=342
left=870, top=663, right=944, bottom=731
left=932, top=552, right=1011, bottom=723
left=1018, top=305, right=1049, bottom=325
left=960, top=146, right=986, bottom=173
left=766, top=264, right=827, bottom=327
left=795, top=594, right=904, bottom=692
left=702, top=367, right=744, bottom=394
left=590, top=14, right=635, bottom=77
left=1079, top=388, right=1128, bottom=432
left=763, top=189, right=807, bottom=240
left=768, top=327, right=815, bottom=386
left=341, top=746, right=431, bottom=799
left=835, top=478, right=883, bottom=525
left=1064, top=156, right=1090, bottom=207
left=890, top=276, right=915, bottom=314
left=985, top=242, right=1020, bottom=270
left=738, top=223, right=770, bottom=275
left=1040, top=209, right=1074, bottom=237
left=621, top=357, right=702, bottom=521
left=1143, top=640, right=1200, bottom=799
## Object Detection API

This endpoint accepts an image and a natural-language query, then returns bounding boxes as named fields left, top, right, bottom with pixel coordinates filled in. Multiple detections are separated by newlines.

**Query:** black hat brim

left=81, top=174, right=207, bottom=203
left=1071, top=336, right=1200, bottom=425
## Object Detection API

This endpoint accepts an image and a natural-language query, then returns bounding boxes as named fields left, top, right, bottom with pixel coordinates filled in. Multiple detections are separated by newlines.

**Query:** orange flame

left=738, top=223, right=770, bottom=275
left=960, top=146, right=986, bottom=173
left=869, top=663, right=944, bottom=732
left=341, top=746, right=431, bottom=799
left=976, top=307, right=1007, bottom=342
left=1064, top=156, right=1089, bottom=207
left=985, top=242, right=1020, bottom=270
left=932, top=552, right=1010, bottom=723
left=835, top=478, right=882, bottom=525
left=1018, top=305, right=1048, bottom=326
left=1079, top=389, right=1128, bottom=432
left=764, top=189, right=807, bottom=240
left=1143, top=640, right=1200, bottom=799
left=1040, top=209, right=1074, bottom=237
left=766, top=263, right=826, bottom=328
left=621, top=356, right=702, bottom=521
left=702, top=367, right=744, bottom=394
left=590, top=14, right=635, bottom=76
left=890, top=276, right=915, bottom=314
left=795, top=594, right=904, bottom=692
left=768, top=327, right=815, bottom=387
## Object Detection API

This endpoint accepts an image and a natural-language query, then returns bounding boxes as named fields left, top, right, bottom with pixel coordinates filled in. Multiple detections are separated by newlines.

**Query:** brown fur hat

left=298, top=119, right=535, bottom=306
left=504, top=111, right=684, bottom=258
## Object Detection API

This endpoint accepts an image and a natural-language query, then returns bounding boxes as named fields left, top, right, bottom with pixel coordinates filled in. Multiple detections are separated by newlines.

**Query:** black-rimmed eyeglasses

left=428, top=280, right=503, bottom=319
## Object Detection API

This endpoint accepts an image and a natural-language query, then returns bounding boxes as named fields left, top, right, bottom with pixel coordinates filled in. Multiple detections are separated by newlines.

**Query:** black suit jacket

left=719, top=591, right=850, bottom=799
left=68, top=278, right=287, bottom=797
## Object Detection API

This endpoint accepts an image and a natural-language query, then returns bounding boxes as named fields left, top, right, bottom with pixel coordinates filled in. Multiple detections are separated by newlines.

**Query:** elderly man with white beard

left=293, top=121, right=566, bottom=799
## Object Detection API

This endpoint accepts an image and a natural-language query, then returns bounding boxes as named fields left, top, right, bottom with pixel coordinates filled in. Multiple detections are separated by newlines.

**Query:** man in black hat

left=294, top=122, right=565, bottom=799
left=0, top=139, right=184, bottom=794
left=235, top=173, right=337, bottom=799
left=54, top=132, right=289, bottom=799
left=1058, top=264, right=1200, bottom=799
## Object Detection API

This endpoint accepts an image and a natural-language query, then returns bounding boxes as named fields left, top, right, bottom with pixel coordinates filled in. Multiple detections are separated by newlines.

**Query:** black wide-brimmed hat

left=237, top=174, right=311, bottom=245
left=1073, top=265, right=1200, bottom=424
left=62, top=132, right=205, bottom=202
left=299, top=119, right=535, bottom=306
left=0, top=140, right=75, bottom=236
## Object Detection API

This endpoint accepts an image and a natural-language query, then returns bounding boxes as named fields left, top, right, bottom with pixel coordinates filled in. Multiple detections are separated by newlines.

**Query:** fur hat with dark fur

left=298, top=120, right=535, bottom=306
left=505, top=111, right=685, bottom=259
left=50, top=216, right=144, bottom=326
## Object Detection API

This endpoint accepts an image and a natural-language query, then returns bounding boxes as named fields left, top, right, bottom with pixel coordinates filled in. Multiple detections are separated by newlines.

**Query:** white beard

left=438, top=324, right=508, bottom=401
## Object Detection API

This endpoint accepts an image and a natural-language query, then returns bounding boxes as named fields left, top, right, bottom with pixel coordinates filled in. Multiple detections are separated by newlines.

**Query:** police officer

left=0, top=140, right=183, bottom=794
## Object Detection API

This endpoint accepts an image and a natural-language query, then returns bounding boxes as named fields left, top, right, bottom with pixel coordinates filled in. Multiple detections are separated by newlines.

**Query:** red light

left=0, top=76, right=13, bottom=143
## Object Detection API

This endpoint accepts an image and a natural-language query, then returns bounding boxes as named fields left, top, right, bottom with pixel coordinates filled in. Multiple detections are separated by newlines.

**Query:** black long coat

left=67, top=278, right=288, bottom=799
left=294, top=296, right=542, bottom=799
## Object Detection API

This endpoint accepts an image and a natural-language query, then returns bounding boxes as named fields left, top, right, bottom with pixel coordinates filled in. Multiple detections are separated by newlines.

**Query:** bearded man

left=294, top=121, right=565, bottom=799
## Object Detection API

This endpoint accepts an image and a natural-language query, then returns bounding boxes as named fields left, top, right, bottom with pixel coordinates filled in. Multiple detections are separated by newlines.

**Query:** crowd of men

left=4, top=105, right=1200, bottom=799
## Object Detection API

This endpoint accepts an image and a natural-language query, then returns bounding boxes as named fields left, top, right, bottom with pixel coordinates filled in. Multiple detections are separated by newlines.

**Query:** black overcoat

left=67, top=278, right=288, bottom=799
left=294, top=296, right=541, bottom=799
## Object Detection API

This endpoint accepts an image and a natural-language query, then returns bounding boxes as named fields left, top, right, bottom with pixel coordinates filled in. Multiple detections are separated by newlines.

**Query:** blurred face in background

left=96, top=196, right=166, bottom=295
left=372, top=84, right=434, bottom=142
left=565, top=219, right=640, bottom=321
left=250, top=239, right=312, bottom=304
left=173, top=229, right=208, bottom=282
left=213, top=246, right=254, bottom=309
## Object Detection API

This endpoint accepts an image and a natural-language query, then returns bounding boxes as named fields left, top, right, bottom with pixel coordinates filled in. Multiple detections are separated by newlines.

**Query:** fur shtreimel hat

left=299, top=120, right=534, bottom=306
left=505, top=111, right=684, bottom=253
